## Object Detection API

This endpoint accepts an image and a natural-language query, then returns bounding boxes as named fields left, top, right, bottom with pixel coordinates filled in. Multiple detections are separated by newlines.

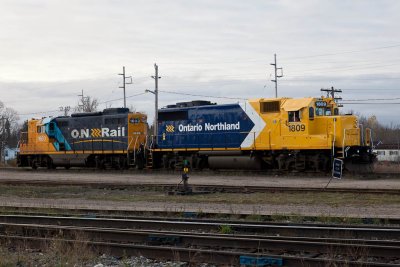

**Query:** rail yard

left=5, top=55, right=393, bottom=266
left=0, top=168, right=399, bottom=265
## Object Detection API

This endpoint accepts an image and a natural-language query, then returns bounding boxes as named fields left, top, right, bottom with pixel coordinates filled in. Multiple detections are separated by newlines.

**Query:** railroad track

left=1, top=206, right=399, bottom=226
left=0, top=178, right=399, bottom=195
left=0, top=214, right=399, bottom=266
left=2, top=166, right=397, bottom=177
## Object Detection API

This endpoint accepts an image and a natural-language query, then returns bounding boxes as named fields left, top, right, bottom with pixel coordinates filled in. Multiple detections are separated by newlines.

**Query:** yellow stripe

left=152, top=146, right=332, bottom=152
left=152, top=148, right=245, bottom=152
left=73, top=140, right=127, bottom=144
left=20, top=150, right=129, bottom=155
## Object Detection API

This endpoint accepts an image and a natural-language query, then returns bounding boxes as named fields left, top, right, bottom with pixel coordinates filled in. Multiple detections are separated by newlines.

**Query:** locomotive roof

left=162, top=97, right=319, bottom=112
left=281, top=97, right=314, bottom=111
left=159, top=102, right=237, bottom=112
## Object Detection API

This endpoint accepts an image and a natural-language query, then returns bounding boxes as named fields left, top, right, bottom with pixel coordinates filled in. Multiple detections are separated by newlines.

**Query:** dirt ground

left=374, top=161, right=400, bottom=173
left=0, top=168, right=399, bottom=219
left=0, top=168, right=399, bottom=189
left=0, top=195, right=399, bottom=219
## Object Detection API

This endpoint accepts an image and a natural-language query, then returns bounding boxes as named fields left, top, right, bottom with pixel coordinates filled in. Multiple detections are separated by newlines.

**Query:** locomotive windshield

left=316, top=107, right=332, bottom=116
left=315, top=101, right=333, bottom=116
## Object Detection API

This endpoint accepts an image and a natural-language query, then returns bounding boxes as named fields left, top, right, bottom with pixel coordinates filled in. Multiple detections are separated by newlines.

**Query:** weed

left=219, top=224, right=233, bottom=234
left=246, top=214, right=264, bottom=222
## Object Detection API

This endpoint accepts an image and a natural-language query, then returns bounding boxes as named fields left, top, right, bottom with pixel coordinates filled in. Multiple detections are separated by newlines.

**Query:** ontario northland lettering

left=178, top=122, right=240, bottom=132
left=71, top=127, right=125, bottom=138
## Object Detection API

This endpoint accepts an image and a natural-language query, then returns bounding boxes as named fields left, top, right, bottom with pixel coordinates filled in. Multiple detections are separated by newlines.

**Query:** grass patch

left=0, top=185, right=399, bottom=207
left=219, top=224, right=233, bottom=234
left=0, top=231, right=97, bottom=266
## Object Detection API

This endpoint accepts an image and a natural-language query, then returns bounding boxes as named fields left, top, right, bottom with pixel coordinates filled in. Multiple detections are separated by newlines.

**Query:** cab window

left=37, top=126, right=45, bottom=133
left=316, top=107, right=333, bottom=116
left=288, top=111, right=301, bottom=122
left=325, top=109, right=331, bottom=116
left=316, top=107, right=324, bottom=116
left=309, top=107, right=314, bottom=120
left=334, top=108, right=339, bottom=115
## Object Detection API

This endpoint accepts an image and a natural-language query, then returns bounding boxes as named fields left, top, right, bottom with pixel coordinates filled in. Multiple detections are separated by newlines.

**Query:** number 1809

left=289, top=124, right=306, bottom=132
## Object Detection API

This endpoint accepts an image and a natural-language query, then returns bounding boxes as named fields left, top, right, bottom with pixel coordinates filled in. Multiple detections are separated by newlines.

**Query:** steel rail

left=2, top=206, right=399, bottom=226
left=0, top=234, right=398, bottom=266
left=1, top=222, right=399, bottom=258
left=2, top=167, right=395, bottom=176
left=0, top=178, right=398, bottom=195
left=0, top=215, right=399, bottom=240
left=2, top=209, right=399, bottom=228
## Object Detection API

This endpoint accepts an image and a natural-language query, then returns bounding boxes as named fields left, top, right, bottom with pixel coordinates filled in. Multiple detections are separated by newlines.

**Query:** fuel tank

left=208, top=156, right=262, bottom=170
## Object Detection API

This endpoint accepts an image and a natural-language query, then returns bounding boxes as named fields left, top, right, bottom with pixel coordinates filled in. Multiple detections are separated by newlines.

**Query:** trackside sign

left=332, top=158, right=343, bottom=179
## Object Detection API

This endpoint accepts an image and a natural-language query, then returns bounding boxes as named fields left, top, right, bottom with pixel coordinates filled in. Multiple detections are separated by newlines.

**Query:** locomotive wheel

left=31, top=162, right=38, bottom=170
left=47, top=158, right=56, bottom=169
left=47, top=164, right=56, bottom=169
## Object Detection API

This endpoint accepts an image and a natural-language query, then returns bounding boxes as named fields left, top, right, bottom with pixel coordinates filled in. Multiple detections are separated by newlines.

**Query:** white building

left=374, top=145, right=400, bottom=162
left=4, top=147, right=18, bottom=162
left=375, top=150, right=400, bottom=162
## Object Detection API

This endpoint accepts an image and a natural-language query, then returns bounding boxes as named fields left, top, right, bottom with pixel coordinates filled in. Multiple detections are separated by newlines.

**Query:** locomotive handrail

left=150, top=135, right=154, bottom=149
left=133, top=135, right=139, bottom=162
left=359, top=123, right=364, bottom=146
left=365, top=128, right=373, bottom=147
left=127, top=136, right=135, bottom=150
left=145, top=135, right=149, bottom=150
left=332, top=118, right=336, bottom=158
left=126, top=137, right=135, bottom=165
left=342, top=128, right=346, bottom=157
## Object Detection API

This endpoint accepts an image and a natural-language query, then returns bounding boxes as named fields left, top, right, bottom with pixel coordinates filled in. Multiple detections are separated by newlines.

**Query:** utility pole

left=146, top=63, right=161, bottom=144
left=78, top=90, right=89, bottom=112
left=321, top=86, right=342, bottom=103
left=270, top=53, right=283, bottom=98
left=59, top=106, right=71, bottom=116
left=0, top=117, right=5, bottom=163
left=118, top=66, right=133, bottom=109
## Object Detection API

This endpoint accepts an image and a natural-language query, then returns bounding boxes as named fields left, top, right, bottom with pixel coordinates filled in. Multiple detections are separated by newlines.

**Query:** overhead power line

left=343, top=102, right=400, bottom=104
left=17, top=109, right=60, bottom=116
left=159, top=90, right=246, bottom=100
left=17, top=92, right=148, bottom=116
left=159, top=43, right=400, bottom=65
left=342, top=97, right=400, bottom=102
left=342, top=88, right=400, bottom=91
left=281, top=43, right=400, bottom=61
left=100, top=92, right=147, bottom=104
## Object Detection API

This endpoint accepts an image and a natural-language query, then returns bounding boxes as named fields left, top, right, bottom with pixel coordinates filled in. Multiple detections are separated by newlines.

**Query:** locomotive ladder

left=336, top=148, right=345, bottom=159
left=145, top=150, right=154, bottom=169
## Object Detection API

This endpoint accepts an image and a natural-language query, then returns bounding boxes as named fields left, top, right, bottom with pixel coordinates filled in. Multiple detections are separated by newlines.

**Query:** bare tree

left=74, top=95, right=99, bottom=113
left=0, top=101, right=19, bottom=160
left=128, top=104, right=136, bottom=113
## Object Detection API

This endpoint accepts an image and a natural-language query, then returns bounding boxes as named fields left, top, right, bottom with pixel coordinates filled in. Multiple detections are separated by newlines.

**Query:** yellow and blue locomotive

left=18, top=108, right=148, bottom=169
left=153, top=97, right=374, bottom=171
left=18, top=96, right=375, bottom=171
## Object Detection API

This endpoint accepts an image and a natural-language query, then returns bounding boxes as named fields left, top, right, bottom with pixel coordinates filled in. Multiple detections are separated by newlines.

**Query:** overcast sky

left=0, top=0, right=399, bottom=125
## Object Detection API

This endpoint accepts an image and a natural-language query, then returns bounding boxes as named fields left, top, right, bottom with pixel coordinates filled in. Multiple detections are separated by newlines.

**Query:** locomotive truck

left=18, top=97, right=375, bottom=171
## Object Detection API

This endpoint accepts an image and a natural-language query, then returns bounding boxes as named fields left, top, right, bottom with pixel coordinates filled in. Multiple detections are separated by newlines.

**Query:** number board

left=288, top=124, right=306, bottom=132
left=332, top=158, right=343, bottom=179
left=315, top=101, right=327, bottom=107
